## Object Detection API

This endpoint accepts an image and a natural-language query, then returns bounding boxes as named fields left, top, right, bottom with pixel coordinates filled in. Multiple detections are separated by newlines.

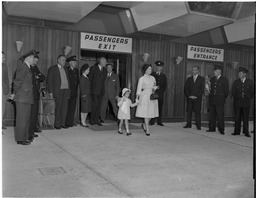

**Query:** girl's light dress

left=135, top=74, right=159, bottom=118
left=117, top=97, right=132, bottom=120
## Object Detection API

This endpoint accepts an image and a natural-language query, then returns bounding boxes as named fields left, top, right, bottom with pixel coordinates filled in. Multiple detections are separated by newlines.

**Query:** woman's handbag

left=150, top=91, right=159, bottom=100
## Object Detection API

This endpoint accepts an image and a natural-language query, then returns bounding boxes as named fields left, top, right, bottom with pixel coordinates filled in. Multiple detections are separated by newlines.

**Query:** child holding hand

left=117, top=88, right=138, bottom=136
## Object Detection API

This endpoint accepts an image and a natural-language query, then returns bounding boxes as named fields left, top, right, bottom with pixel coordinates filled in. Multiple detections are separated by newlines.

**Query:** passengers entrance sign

left=187, top=45, right=224, bottom=62
left=81, top=32, right=132, bottom=53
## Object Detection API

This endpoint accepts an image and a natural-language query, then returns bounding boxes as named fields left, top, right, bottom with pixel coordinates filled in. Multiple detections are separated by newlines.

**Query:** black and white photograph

left=2, top=1, right=255, bottom=197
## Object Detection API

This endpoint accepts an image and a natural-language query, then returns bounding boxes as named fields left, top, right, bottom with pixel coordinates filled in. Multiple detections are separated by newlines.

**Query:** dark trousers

left=54, top=89, right=69, bottom=128
left=90, top=94, right=103, bottom=124
left=209, top=104, right=225, bottom=132
left=65, top=96, right=77, bottom=126
left=100, top=97, right=118, bottom=121
left=234, top=106, right=250, bottom=134
left=150, top=97, right=164, bottom=124
left=29, top=99, right=39, bottom=138
left=15, top=102, right=31, bottom=141
left=186, top=99, right=202, bottom=127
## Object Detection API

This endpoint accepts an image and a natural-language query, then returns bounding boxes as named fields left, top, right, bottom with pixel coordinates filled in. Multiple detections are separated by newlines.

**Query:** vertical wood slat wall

left=2, top=23, right=254, bottom=122
left=2, top=23, right=79, bottom=122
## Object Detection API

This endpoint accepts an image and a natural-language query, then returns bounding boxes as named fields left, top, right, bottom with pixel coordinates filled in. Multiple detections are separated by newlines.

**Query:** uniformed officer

left=28, top=54, right=45, bottom=141
left=231, top=67, right=253, bottom=137
left=65, top=55, right=79, bottom=127
left=9, top=50, right=38, bottom=145
left=207, top=65, right=229, bottom=135
left=149, top=60, right=167, bottom=126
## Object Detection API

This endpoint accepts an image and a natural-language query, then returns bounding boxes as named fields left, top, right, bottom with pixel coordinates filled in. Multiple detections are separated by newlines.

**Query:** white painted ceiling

left=3, top=1, right=255, bottom=47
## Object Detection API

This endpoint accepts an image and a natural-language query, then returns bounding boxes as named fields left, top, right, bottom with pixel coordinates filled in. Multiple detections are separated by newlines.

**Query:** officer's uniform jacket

left=66, top=66, right=79, bottom=97
left=13, top=62, right=34, bottom=104
left=151, top=72, right=167, bottom=98
left=209, top=75, right=229, bottom=105
left=232, top=78, right=254, bottom=107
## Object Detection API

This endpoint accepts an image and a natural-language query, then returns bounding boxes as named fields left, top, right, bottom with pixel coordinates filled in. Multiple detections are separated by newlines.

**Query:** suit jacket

left=209, top=76, right=229, bottom=105
left=80, top=75, right=91, bottom=97
left=103, top=72, right=120, bottom=99
left=13, top=62, right=34, bottom=104
left=184, top=75, right=205, bottom=101
left=151, top=72, right=167, bottom=98
left=31, top=65, right=45, bottom=100
left=66, top=66, right=79, bottom=97
left=232, top=78, right=254, bottom=107
left=2, top=63, right=10, bottom=95
left=88, top=65, right=107, bottom=95
left=47, top=64, right=70, bottom=98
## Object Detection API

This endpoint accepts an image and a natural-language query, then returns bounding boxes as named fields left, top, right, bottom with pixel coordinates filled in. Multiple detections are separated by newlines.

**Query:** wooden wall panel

left=3, top=23, right=254, bottom=123
left=2, top=23, right=79, bottom=123
left=130, top=39, right=187, bottom=119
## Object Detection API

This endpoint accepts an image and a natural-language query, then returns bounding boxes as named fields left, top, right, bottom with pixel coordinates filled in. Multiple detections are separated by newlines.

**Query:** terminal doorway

left=79, top=50, right=131, bottom=121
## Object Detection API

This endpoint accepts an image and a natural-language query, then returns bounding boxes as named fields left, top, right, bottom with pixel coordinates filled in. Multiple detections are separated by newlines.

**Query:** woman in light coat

left=136, top=64, right=159, bottom=136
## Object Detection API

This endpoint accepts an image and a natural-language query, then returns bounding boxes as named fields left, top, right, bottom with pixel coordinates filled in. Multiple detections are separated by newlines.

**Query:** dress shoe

left=17, top=141, right=31, bottom=145
left=219, top=131, right=225, bottom=135
left=231, top=132, right=240, bottom=136
left=126, top=132, right=132, bottom=136
left=34, top=129, right=42, bottom=133
left=28, top=137, right=34, bottom=142
left=149, top=122, right=154, bottom=126
left=33, top=134, right=38, bottom=138
left=54, top=126, right=61, bottom=130
left=62, top=125, right=69, bottom=129
left=245, top=133, right=251, bottom=137
left=146, top=133, right=150, bottom=136
left=206, top=130, right=216, bottom=132
left=118, top=130, right=123, bottom=134
left=80, top=123, right=89, bottom=127
left=158, top=123, right=164, bottom=126
left=197, top=127, right=201, bottom=130
left=97, top=123, right=103, bottom=126
left=100, top=120, right=104, bottom=123
left=183, top=125, right=191, bottom=128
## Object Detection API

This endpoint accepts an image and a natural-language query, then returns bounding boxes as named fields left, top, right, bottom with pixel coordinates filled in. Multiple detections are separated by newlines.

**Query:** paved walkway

left=2, top=122, right=254, bottom=198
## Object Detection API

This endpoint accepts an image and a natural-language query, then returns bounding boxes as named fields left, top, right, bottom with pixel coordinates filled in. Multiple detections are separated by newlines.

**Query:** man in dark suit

left=100, top=63, right=120, bottom=122
left=184, top=66, right=205, bottom=130
left=207, top=65, right=229, bottom=135
left=47, top=55, right=70, bottom=129
left=88, top=57, right=107, bottom=126
left=65, top=55, right=79, bottom=127
left=149, top=60, right=167, bottom=126
left=2, top=51, right=10, bottom=130
left=28, top=54, right=45, bottom=141
left=9, top=50, right=38, bottom=145
left=231, top=67, right=253, bottom=137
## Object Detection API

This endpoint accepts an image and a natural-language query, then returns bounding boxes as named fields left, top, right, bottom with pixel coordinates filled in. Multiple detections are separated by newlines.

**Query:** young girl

left=117, top=88, right=138, bottom=136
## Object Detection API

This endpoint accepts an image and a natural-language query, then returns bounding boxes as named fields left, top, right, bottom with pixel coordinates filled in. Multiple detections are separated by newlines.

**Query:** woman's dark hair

left=142, top=64, right=152, bottom=74
left=80, top=64, right=89, bottom=74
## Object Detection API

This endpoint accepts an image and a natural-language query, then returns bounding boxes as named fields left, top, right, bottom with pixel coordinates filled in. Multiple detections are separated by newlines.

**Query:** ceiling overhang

left=3, top=2, right=102, bottom=23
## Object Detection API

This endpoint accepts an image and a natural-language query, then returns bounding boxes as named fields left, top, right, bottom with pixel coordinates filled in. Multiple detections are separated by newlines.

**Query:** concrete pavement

left=2, top=122, right=254, bottom=198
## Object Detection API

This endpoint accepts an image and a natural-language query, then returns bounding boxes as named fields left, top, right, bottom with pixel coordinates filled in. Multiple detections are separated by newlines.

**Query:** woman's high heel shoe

left=80, top=123, right=88, bottom=127
left=141, top=124, right=146, bottom=132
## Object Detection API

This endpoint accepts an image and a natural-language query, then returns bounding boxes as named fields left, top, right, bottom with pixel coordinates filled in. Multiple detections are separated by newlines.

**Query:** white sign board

left=187, top=45, right=224, bottom=62
left=81, top=32, right=132, bottom=53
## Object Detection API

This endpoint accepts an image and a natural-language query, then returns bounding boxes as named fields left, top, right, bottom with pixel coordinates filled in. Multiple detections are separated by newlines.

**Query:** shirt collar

left=58, top=64, right=63, bottom=68
left=24, top=61, right=30, bottom=68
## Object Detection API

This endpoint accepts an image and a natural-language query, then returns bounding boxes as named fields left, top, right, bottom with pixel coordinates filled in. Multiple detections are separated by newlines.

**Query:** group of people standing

left=184, top=65, right=253, bottom=137
left=2, top=49, right=253, bottom=145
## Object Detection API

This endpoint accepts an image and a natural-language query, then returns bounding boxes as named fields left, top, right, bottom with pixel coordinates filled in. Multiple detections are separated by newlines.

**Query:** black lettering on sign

left=98, top=43, right=102, bottom=49
left=85, top=35, right=89, bottom=40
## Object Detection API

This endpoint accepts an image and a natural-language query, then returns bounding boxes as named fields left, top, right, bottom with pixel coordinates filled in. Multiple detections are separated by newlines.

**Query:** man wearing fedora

left=65, top=55, right=79, bottom=127
left=149, top=60, right=167, bottom=126
left=207, top=65, right=229, bottom=135
left=9, top=50, right=39, bottom=145
left=231, top=67, right=253, bottom=137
